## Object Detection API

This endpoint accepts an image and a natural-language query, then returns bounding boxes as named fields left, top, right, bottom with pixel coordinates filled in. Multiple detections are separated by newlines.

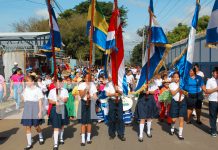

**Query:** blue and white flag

left=180, top=0, right=200, bottom=89
left=41, top=3, right=62, bottom=56
left=206, top=0, right=218, bottom=47
left=135, top=0, right=171, bottom=92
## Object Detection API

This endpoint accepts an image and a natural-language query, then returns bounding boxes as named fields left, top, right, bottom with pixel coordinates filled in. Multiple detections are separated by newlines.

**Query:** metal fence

left=166, top=33, right=218, bottom=78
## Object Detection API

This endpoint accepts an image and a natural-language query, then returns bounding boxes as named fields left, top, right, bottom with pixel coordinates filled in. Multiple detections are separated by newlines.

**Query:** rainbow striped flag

left=87, top=0, right=109, bottom=51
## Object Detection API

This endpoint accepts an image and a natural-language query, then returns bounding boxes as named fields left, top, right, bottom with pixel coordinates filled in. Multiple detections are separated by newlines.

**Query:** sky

left=0, top=0, right=215, bottom=59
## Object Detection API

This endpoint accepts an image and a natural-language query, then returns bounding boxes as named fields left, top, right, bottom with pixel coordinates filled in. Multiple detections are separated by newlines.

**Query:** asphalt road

left=0, top=105, right=218, bottom=150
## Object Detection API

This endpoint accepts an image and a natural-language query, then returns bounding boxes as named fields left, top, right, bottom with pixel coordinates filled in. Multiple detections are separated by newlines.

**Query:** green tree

left=12, top=1, right=128, bottom=64
left=197, top=15, right=210, bottom=33
left=166, top=23, right=190, bottom=44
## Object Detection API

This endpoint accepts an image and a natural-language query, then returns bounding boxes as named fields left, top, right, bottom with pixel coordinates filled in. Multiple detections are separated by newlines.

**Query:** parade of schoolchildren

left=0, top=0, right=218, bottom=150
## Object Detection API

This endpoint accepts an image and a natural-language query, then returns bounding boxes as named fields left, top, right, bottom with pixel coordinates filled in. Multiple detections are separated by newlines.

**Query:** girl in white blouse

left=21, top=75, right=44, bottom=150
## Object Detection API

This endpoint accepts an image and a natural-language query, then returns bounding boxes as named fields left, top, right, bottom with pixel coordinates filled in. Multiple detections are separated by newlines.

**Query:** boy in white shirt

left=206, top=67, right=218, bottom=137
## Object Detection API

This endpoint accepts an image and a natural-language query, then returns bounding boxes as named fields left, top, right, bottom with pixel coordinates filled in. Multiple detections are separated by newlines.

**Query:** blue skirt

left=134, top=94, right=159, bottom=119
left=21, top=101, right=45, bottom=127
left=21, top=119, right=45, bottom=127
left=79, top=100, right=92, bottom=124
left=170, top=99, right=187, bottom=118
left=48, top=105, right=69, bottom=129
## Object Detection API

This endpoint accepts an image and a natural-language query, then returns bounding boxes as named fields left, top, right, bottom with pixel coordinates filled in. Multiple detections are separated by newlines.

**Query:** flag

left=135, top=0, right=171, bottom=92
left=107, top=9, right=128, bottom=95
left=180, top=0, right=200, bottom=89
left=41, top=2, right=62, bottom=56
left=206, top=0, right=218, bottom=48
left=87, top=0, right=109, bottom=51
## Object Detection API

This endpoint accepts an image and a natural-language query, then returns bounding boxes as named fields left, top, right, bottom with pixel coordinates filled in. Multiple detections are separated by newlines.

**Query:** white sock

left=54, top=131, right=59, bottom=146
left=87, top=133, right=91, bottom=141
left=81, top=134, right=85, bottom=143
left=139, top=124, right=144, bottom=138
left=147, top=121, right=152, bottom=135
left=171, top=123, right=175, bottom=132
left=179, top=127, right=183, bottom=137
left=26, top=133, right=32, bottom=146
left=59, top=129, right=64, bottom=140
left=39, top=132, right=43, bottom=141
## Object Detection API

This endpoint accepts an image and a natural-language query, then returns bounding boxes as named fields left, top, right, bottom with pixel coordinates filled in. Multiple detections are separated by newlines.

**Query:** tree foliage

left=12, top=1, right=128, bottom=64
left=131, top=15, right=210, bottom=66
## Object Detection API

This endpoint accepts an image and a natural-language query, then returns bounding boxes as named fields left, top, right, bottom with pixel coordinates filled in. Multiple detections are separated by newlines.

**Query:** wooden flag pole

left=114, top=0, right=119, bottom=104
left=89, top=0, right=95, bottom=79
left=87, top=0, right=95, bottom=106
left=47, top=0, right=57, bottom=81
left=146, top=6, right=153, bottom=87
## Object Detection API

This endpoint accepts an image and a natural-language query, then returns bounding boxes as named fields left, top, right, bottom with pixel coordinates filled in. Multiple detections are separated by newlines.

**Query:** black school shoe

left=109, top=134, right=116, bottom=140
left=138, top=137, right=143, bottom=142
left=87, top=141, right=92, bottom=144
left=118, top=135, right=126, bottom=141
left=178, top=135, right=184, bottom=140
left=81, top=143, right=86, bottom=146
left=53, top=145, right=58, bottom=150
left=39, top=138, right=45, bottom=145
left=59, top=139, right=64, bottom=145
left=24, top=145, right=33, bottom=150
left=146, top=133, right=152, bottom=138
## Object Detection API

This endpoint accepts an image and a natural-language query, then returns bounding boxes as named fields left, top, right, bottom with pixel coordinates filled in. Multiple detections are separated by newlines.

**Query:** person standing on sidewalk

left=206, top=67, right=218, bottom=137
left=10, top=68, right=24, bottom=109
left=0, top=74, right=6, bottom=103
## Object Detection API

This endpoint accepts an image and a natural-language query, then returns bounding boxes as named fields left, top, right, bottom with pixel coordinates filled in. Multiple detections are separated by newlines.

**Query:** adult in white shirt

left=169, top=72, right=186, bottom=140
left=104, top=74, right=126, bottom=141
left=135, top=80, right=159, bottom=142
left=48, top=78, right=69, bottom=150
left=78, top=73, right=98, bottom=146
left=126, top=70, right=135, bottom=91
left=206, top=67, right=218, bottom=137
left=21, top=75, right=44, bottom=150
left=194, top=63, right=205, bottom=78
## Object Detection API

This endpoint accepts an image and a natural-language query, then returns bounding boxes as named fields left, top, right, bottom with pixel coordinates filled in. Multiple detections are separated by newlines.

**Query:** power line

left=25, top=0, right=45, bottom=5
left=158, top=0, right=180, bottom=23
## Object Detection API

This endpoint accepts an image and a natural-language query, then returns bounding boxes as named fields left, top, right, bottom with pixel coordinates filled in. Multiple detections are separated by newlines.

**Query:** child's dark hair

left=191, top=67, right=197, bottom=75
left=172, top=71, right=180, bottom=78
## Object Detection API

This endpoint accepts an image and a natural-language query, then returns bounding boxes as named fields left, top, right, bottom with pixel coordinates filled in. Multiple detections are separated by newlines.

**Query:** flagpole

left=87, top=0, right=95, bottom=106
left=89, top=0, right=95, bottom=79
left=114, top=0, right=119, bottom=103
left=47, top=0, right=57, bottom=81
left=146, top=5, right=153, bottom=87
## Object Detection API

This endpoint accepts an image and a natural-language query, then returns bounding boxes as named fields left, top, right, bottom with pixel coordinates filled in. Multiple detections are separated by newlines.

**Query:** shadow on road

left=157, top=121, right=171, bottom=134
left=0, top=127, right=19, bottom=144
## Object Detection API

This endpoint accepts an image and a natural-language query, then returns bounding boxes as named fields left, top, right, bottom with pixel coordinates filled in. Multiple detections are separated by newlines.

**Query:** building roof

left=0, top=32, right=50, bottom=51
left=0, top=32, right=49, bottom=40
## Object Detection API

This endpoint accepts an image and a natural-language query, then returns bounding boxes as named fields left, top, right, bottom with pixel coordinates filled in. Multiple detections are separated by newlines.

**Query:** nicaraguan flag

left=206, top=0, right=218, bottom=47
left=180, top=0, right=200, bottom=89
left=87, top=0, right=109, bottom=51
left=135, top=0, right=171, bottom=92
left=41, top=3, right=62, bottom=54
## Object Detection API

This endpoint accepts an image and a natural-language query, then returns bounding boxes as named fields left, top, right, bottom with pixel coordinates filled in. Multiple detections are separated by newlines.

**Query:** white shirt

left=48, top=88, right=69, bottom=102
left=22, top=86, right=44, bottom=102
left=206, top=77, right=218, bottom=102
left=197, top=71, right=204, bottom=78
left=104, top=81, right=122, bottom=99
left=148, top=82, right=159, bottom=92
left=126, top=75, right=134, bottom=84
left=154, top=78, right=163, bottom=87
left=43, top=79, right=52, bottom=86
left=78, top=82, right=97, bottom=101
left=169, top=82, right=184, bottom=101
left=131, top=68, right=137, bottom=75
